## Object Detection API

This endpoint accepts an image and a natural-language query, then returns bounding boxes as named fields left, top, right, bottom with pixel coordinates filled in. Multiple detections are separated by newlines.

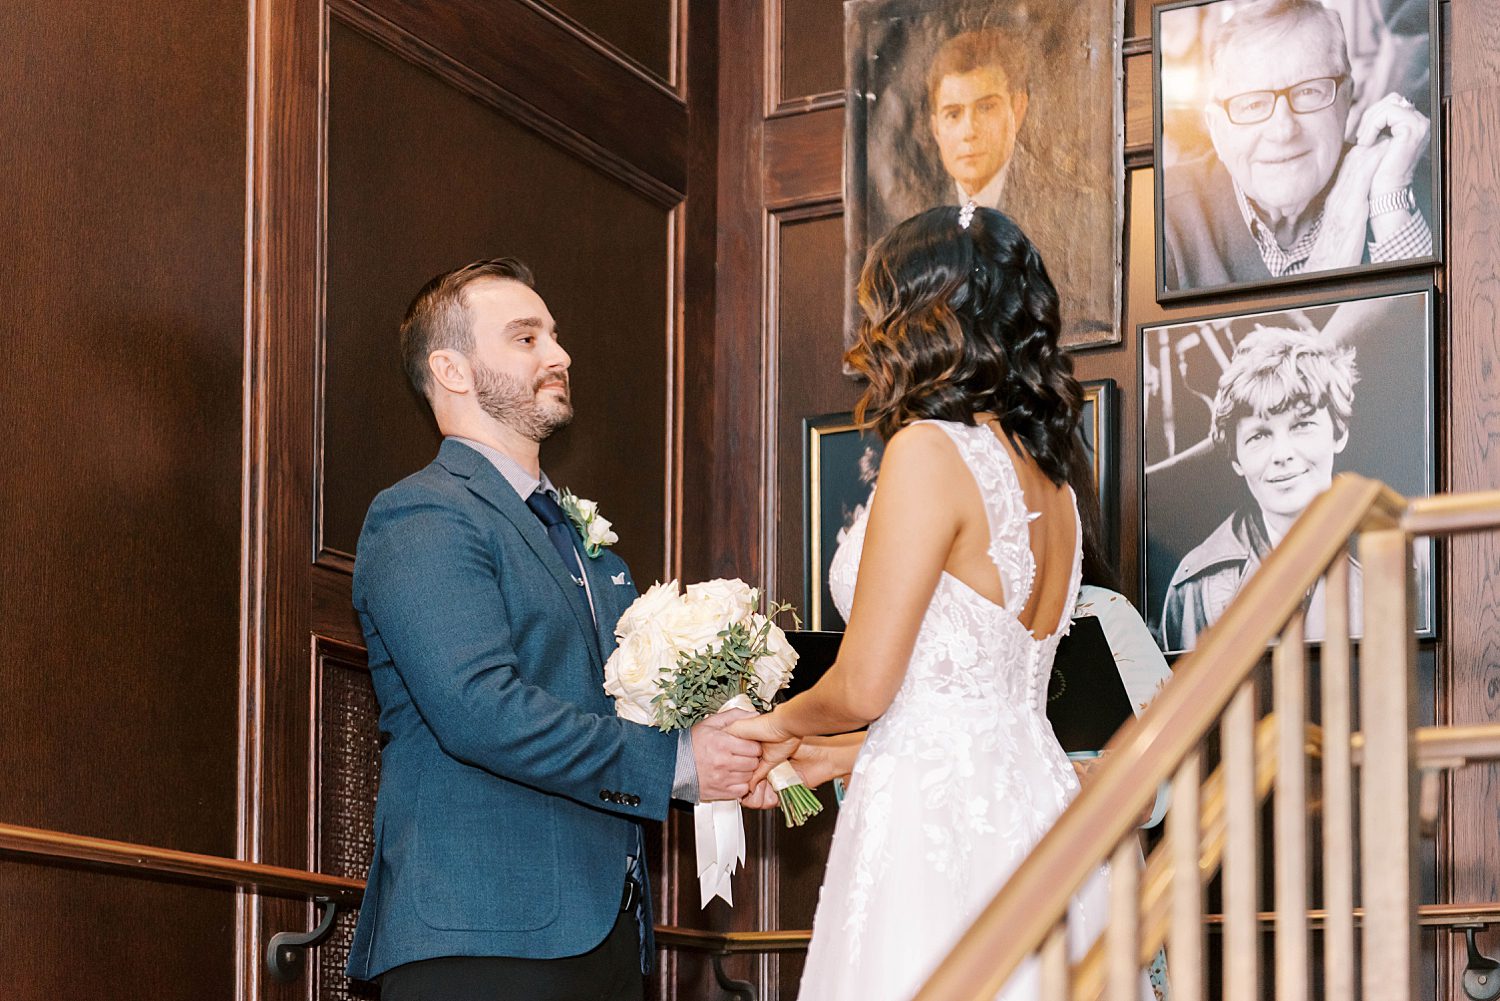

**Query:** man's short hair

left=1207, top=0, right=1351, bottom=84
left=925, top=27, right=1030, bottom=113
left=1209, top=326, right=1358, bottom=448
left=400, top=257, right=535, bottom=399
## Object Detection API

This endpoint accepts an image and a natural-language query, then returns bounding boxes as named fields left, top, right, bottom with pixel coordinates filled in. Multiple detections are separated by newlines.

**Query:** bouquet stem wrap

left=694, top=694, right=754, bottom=907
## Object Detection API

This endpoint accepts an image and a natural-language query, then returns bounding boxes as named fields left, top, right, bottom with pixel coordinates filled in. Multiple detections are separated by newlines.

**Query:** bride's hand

left=740, top=778, right=780, bottom=810
left=728, top=712, right=799, bottom=784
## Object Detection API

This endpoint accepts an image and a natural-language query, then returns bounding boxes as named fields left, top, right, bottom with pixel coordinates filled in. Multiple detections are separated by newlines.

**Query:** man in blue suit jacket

left=346, top=258, right=761, bottom=999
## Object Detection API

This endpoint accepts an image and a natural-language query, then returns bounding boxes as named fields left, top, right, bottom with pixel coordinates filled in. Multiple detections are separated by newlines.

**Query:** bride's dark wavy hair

left=849, top=205, right=1119, bottom=589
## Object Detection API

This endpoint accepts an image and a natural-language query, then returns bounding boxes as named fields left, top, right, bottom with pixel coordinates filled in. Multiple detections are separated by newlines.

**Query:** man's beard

left=473, top=363, right=574, bottom=441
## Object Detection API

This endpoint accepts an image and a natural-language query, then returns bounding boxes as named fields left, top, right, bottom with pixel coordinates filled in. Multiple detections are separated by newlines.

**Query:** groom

left=346, top=258, right=761, bottom=999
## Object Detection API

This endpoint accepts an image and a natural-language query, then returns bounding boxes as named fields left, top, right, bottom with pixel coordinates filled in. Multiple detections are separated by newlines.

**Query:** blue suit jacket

left=345, top=439, right=677, bottom=980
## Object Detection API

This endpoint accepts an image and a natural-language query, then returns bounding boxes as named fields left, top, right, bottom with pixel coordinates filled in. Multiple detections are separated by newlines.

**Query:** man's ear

left=1333, top=425, right=1350, bottom=455
left=1230, top=456, right=1245, bottom=479
left=427, top=349, right=471, bottom=395
left=1012, top=91, right=1029, bottom=130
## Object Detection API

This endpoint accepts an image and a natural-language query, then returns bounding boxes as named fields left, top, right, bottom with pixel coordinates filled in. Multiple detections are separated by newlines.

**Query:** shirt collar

left=1231, top=179, right=1323, bottom=277
left=953, top=157, right=1012, bottom=210
left=447, top=435, right=557, bottom=499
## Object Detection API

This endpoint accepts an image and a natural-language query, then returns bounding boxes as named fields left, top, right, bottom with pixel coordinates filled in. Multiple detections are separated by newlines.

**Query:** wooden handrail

left=0, top=821, right=365, bottom=901
left=913, top=478, right=1500, bottom=1001
left=0, top=819, right=803, bottom=955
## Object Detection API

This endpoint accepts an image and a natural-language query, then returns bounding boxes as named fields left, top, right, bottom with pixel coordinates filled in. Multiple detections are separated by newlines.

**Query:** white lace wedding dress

left=799, top=420, right=1140, bottom=1001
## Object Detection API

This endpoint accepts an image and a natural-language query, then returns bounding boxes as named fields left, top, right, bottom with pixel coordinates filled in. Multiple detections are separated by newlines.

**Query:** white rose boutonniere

left=558, top=488, right=618, bottom=558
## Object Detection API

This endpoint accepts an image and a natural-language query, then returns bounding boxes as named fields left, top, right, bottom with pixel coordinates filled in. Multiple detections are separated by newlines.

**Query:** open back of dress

left=802, top=419, right=1146, bottom=1001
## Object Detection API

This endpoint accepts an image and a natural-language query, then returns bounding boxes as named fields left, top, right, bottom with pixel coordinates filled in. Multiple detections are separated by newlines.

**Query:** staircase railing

left=914, top=474, right=1500, bottom=1001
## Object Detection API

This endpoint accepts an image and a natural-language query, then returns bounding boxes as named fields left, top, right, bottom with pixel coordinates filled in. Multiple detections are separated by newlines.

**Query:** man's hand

left=689, top=709, right=761, bottom=801
left=1356, top=92, right=1431, bottom=197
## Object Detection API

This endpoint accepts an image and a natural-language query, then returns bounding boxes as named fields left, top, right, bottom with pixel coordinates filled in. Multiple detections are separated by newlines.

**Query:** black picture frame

left=803, top=413, right=886, bottom=631
left=1081, top=378, right=1120, bottom=560
left=845, top=0, right=1124, bottom=350
left=1151, top=0, right=1442, bottom=303
left=1138, top=282, right=1437, bottom=655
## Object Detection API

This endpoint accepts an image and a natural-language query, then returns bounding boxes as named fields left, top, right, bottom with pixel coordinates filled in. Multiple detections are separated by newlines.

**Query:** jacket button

left=629, top=795, right=640, bottom=806
left=599, top=790, right=610, bottom=801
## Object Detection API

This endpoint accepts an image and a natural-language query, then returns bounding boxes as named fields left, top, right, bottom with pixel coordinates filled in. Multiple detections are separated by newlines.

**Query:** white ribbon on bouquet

left=694, top=693, right=755, bottom=907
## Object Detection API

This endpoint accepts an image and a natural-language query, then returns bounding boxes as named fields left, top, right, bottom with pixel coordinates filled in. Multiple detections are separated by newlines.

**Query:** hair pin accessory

left=958, top=200, right=977, bottom=230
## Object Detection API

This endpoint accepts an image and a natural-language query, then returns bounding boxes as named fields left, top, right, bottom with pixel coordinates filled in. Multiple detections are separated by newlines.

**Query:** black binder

left=1045, top=615, right=1136, bottom=754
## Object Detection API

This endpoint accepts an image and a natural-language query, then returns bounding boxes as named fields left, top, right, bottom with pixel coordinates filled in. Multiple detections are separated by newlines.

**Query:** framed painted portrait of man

left=846, top=0, right=1123, bottom=349
left=1153, top=0, right=1441, bottom=300
left=1140, top=286, right=1435, bottom=655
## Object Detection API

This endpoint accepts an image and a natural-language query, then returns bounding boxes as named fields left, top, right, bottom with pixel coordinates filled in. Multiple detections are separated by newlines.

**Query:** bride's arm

left=791, top=733, right=865, bottom=788
left=732, top=424, right=962, bottom=744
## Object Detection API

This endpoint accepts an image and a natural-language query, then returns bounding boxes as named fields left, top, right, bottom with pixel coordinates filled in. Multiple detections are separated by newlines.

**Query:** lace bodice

left=826, top=419, right=1082, bottom=713
left=799, top=419, right=1134, bottom=1001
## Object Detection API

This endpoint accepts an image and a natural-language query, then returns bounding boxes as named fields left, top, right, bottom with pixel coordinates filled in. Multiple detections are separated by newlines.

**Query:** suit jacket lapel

left=437, top=441, right=603, bottom=668
left=579, top=550, right=620, bottom=660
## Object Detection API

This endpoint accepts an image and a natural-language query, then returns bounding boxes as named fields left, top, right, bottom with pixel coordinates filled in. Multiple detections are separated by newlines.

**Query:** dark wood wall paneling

left=0, top=1, right=246, bottom=997
left=3, top=0, right=697, bottom=998
left=774, top=0, right=846, bottom=109
left=332, top=0, right=688, bottom=203
left=321, top=17, right=673, bottom=578
left=315, top=3, right=692, bottom=1000
left=542, top=0, right=679, bottom=86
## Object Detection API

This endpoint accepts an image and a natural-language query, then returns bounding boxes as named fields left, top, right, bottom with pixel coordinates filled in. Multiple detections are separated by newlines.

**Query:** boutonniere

left=559, top=488, right=619, bottom=558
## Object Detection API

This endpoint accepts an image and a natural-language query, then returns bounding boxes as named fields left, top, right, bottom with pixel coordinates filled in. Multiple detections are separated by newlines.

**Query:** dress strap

left=916, top=420, right=1037, bottom=616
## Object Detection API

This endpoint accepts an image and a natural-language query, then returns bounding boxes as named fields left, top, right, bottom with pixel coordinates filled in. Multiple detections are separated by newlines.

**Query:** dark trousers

left=377, top=909, right=644, bottom=1001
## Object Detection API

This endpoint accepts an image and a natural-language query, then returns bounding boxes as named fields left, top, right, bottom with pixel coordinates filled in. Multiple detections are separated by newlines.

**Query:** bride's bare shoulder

left=880, top=422, right=965, bottom=476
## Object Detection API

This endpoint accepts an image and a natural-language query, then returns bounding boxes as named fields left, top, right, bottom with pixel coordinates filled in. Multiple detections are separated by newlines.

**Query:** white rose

left=684, top=577, right=759, bottom=627
left=659, top=596, right=729, bottom=655
left=575, top=497, right=599, bottom=519
left=750, top=616, right=799, bottom=703
left=604, top=623, right=675, bottom=723
left=586, top=515, right=618, bottom=550
left=615, top=580, right=682, bottom=639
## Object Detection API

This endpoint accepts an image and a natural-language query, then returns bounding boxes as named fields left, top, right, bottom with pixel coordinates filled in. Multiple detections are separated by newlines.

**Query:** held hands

left=690, top=708, right=761, bottom=801
left=728, top=710, right=800, bottom=810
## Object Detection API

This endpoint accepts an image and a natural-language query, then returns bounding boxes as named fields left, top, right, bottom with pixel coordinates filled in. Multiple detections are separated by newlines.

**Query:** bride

left=732, top=204, right=1141, bottom=1000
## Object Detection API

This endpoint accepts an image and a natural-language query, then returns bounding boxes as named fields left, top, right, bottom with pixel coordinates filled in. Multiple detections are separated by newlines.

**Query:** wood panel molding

left=331, top=0, right=688, bottom=205
left=245, top=0, right=325, bottom=995
left=521, top=0, right=686, bottom=97
left=765, top=0, right=843, bottom=117
left=763, top=107, right=843, bottom=210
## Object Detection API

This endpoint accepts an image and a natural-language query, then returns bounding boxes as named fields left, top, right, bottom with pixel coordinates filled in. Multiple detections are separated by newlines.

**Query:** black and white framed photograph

left=846, top=0, right=1123, bottom=348
left=1140, top=285, right=1435, bottom=654
left=1153, top=0, right=1441, bottom=301
left=804, top=413, right=885, bottom=630
left=1081, top=378, right=1120, bottom=558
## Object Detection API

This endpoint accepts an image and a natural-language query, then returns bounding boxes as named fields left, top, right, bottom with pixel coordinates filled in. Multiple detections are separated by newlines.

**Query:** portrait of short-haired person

left=847, top=1, right=1119, bottom=344
left=1160, top=0, right=1434, bottom=294
left=925, top=28, right=1030, bottom=211
left=1160, top=326, right=1363, bottom=652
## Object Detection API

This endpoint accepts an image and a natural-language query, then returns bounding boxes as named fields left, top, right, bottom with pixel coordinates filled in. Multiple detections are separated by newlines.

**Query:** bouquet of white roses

left=603, top=577, right=821, bottom=906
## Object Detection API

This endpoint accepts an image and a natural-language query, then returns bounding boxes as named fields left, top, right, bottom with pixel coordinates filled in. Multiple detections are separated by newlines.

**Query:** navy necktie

left=525, top=489, right=584, bottom=584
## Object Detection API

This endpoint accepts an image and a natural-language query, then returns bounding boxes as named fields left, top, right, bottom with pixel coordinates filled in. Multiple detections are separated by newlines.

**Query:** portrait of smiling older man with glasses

left=1161, top=0, right=1432, bottom=293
